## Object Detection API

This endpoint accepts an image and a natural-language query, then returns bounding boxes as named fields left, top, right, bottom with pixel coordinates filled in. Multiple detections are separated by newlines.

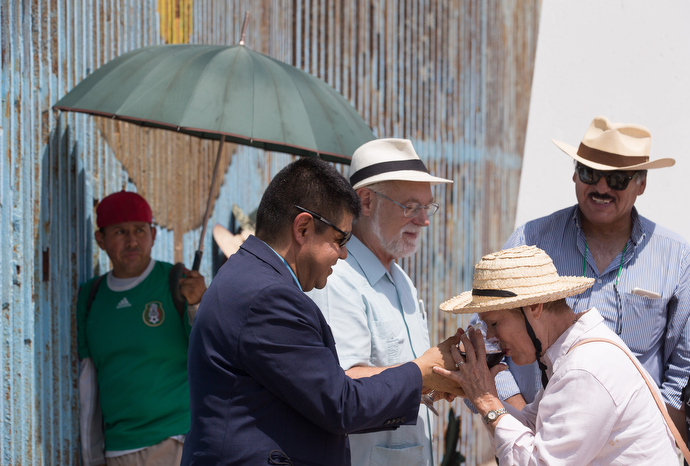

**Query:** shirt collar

left=572, top=205, right=646, bottom=248
left=264, top=241, right=303, bottom=291
left=107, top=258, right=156, bottom=291
left=542, top=307, right=604, bottom=375
left=346, top=235, right=391, bottom=287
left=629, top=207, right=645, bottom=246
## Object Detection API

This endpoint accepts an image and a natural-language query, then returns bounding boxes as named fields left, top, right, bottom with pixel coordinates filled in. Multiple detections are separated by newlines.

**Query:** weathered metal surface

left=0, top=0, right=540, bottom=464
left=95, top=118, right=238, bottom=261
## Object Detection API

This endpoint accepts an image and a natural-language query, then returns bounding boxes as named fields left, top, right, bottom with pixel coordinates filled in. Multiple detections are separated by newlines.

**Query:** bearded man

left=308, top=138, right=453, bottom=466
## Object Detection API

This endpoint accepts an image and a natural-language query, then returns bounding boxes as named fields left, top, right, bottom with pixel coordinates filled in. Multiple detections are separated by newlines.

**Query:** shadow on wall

left=33, top=116, right=91, bottom=464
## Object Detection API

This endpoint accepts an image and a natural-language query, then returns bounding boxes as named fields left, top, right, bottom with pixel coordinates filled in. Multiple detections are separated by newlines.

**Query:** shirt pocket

left=415, top=310, right=431, bottom=348
left=373, top=318, right=405, bottom=366
left=620, top=292, right=666, bottom=354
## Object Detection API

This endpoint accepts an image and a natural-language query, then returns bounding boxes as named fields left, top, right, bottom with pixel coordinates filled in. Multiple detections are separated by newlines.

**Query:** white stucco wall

left=515, top=0, right=690, bottom=243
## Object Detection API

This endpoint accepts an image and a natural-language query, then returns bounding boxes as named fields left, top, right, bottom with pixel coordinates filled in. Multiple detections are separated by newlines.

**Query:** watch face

left=488, top=411, right=497, bottom=420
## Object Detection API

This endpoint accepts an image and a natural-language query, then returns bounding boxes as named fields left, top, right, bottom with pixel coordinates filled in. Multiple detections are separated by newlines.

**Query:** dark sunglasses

left=294, top=205, right=352, bottom=248
left=576, top=164, right=639, bottom=191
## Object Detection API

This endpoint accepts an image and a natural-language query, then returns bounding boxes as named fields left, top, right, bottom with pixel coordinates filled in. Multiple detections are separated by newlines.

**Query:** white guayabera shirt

left=307, top=236, right=434, bottom=466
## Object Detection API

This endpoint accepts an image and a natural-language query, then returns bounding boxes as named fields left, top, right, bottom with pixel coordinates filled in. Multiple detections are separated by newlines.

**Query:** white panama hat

left=348, top=138, right=453, bottom=190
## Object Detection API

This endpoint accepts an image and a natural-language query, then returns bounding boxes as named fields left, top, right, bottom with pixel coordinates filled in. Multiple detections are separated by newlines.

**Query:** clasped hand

left=432, top=327, right=505, bottom=406
left=413, top=329, right=466, bottom=397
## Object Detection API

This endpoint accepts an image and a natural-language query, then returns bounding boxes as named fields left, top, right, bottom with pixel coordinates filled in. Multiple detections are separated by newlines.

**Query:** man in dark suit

left=181, top=158, right=460, bottom=466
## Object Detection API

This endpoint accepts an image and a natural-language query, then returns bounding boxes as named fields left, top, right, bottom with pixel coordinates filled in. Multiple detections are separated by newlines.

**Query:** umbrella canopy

left=54, top=43, right=375, bottom=164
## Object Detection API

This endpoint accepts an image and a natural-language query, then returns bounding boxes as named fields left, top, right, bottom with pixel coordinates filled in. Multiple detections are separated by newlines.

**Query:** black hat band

left=349, top=159, right=429, bottom=186
left=472, top=289, right=518, bottom=298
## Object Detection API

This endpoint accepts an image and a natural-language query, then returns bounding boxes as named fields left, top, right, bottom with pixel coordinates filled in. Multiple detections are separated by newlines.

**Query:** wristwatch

left=483, top=408, right=508, bottom=425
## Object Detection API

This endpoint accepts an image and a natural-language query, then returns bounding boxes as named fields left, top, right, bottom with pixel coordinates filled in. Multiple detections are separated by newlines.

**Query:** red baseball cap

left=96, top=191, right=153, bottom=229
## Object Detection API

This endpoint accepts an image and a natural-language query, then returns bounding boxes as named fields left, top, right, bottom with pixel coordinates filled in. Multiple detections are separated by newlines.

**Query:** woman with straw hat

left=437, top=245, right=678, bottom=464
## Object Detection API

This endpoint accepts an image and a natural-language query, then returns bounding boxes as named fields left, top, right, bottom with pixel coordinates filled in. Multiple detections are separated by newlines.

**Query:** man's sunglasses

left=295, top=205, right=352, bottom=248
left=576, top=164, right=640, bottom=191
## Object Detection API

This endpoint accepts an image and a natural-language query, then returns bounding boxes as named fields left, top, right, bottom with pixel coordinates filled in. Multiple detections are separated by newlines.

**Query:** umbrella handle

left=169, top=262, right=188, bottom=311
left=192, top=250, right=203, bottom=271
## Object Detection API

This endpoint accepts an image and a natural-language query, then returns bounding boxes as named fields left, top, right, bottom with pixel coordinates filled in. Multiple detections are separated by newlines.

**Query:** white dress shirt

left=491, top=308, right=678, bottom=465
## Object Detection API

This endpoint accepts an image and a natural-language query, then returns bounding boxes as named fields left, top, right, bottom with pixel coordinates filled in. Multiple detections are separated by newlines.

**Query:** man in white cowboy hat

left=308, top=138, right=452, bottom=466
left=437, top=245, right=680, bottom=464
left=495, top=115, right=690, bottom=437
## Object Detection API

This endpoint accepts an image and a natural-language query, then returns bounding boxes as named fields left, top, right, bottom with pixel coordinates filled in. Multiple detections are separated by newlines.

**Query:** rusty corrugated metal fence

left=0, top=0, right=540, bottom=464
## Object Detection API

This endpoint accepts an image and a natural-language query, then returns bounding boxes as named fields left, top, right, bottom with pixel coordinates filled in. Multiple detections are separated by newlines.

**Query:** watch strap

left=483, top=408, right=507, bottom=425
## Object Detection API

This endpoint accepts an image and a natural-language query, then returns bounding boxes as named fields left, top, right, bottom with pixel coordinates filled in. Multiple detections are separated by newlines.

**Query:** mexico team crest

left=142, top=301, right=165, bottom=327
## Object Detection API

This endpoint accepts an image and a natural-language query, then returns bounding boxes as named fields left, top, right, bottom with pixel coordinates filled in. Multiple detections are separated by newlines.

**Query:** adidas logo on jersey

left=116, top=297, right=132, bottom=309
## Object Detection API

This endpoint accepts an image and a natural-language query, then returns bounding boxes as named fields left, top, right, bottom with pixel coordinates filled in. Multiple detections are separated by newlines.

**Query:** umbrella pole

left=239, top=12, right=249, bottom=45
left=193, top=134, right=225, bottom=271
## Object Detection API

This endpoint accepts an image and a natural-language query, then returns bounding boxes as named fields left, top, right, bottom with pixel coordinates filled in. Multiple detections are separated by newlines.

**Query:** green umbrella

left=54, top=41, right=375, bottom=273
left=54, top=43, right=374, bottom=163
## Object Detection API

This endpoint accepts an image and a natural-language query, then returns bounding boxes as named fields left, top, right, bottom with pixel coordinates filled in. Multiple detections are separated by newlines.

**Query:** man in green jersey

left=77, top=191, right=207, bottom=466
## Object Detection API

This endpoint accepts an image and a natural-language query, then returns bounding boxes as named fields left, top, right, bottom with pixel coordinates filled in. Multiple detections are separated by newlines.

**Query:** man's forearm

left=504, top=393, right=526, bottom=410
left=346, top=365, right=397, bottom=378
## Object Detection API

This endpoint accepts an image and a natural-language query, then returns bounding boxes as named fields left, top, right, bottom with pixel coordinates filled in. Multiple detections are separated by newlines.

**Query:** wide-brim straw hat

left=440, top=245, right=594, bottom=314
left=552, top=115, right=675, bottom=171
left=348, top=138, right=453, bottom=190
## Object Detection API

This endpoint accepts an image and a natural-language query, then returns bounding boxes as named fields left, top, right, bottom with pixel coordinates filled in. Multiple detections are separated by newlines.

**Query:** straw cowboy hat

left=348, top=138, right=453, bottom=190
left=552, top=115, right=675, bottom=171
left=440, top=245, right=594, bottom=314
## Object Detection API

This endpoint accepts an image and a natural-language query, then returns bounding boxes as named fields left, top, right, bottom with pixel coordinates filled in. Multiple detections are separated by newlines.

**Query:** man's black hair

left=255, top=158, right=361, bottom=245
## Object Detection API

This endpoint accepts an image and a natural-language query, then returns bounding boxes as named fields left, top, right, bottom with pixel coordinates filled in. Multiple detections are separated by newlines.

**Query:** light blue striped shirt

left=495, top=205, right=690, bottom=409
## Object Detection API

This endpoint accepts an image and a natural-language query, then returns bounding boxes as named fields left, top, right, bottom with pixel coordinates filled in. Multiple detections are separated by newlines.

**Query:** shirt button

left=597, top=279, right=602, bottom=284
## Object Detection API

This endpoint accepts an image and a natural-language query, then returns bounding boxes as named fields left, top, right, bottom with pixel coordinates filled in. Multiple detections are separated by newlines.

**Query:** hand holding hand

left=433, top=326, right=505, bottom=411
left=413, top=329, right=467, bottom=396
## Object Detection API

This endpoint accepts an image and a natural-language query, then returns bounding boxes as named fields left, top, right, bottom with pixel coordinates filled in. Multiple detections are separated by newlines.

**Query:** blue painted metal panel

left=0, top=0, right=539, bottom=463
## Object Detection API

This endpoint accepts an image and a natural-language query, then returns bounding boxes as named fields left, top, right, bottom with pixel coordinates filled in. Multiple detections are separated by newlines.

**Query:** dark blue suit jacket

left=181, top=236, right=423, bottom=466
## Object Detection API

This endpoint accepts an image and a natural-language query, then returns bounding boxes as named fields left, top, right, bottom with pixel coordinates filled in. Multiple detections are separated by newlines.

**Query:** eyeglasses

left=294, top=205, right=352, bottom=248
left=576, top=164, right=639, bottom=191
left=371, top=191, right=439, bottom=217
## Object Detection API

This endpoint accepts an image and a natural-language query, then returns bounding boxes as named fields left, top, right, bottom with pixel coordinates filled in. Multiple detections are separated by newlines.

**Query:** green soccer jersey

left=77, top=260, right=191, bottom=452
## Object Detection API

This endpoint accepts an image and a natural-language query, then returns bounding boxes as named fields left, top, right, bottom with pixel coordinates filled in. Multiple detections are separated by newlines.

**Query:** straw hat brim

left=440, top=276, right=595, bottom=314
left=552, top=139, right=675, bottom=171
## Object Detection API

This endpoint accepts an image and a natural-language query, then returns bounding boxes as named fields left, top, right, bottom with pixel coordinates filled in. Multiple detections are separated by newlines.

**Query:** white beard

left=371, top=213, right=422, bottom=259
